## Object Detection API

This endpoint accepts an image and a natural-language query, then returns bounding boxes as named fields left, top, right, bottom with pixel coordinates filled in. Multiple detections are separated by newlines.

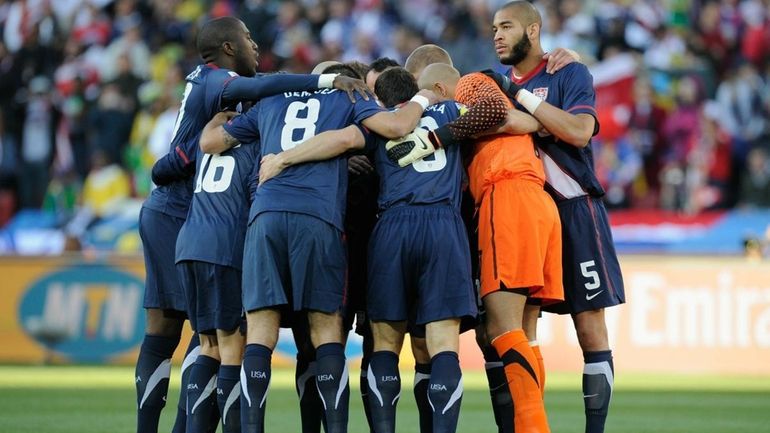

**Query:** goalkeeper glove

left=386, top=128, right=436, bottom=167
left=480, top=69, right=522, bottom=99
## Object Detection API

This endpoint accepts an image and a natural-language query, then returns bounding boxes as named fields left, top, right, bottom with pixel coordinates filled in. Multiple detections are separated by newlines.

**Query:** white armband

left=409, top=94, right=430, bottom=111
left=515, top=89, right=543, bottom=114
left=318, top=73, right=338, bottom=89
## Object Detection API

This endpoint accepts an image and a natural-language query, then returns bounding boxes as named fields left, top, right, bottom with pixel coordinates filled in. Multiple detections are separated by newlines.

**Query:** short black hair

left=197, top=16, right=243, bottom=62
left=369, top=57, right=400, bottom=73
left=374, top=67, right=418, bottom=108
left=322, top=63, right=362, bottom=80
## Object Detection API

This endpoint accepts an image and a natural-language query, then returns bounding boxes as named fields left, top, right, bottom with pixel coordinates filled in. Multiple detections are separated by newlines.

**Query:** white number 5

left=580, top=260, right=601, bottom=290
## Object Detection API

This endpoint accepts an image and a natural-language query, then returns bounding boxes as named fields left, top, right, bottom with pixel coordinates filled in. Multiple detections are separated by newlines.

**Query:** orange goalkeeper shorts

left=477, top=178, right=563, bottom=303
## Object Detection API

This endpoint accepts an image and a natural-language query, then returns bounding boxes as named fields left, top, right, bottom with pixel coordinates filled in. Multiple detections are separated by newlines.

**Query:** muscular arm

left=476, top=108, right=540, bottom=138
left=528, top=104, right=595, bottom=147
left=361, top=89, right=437, bottom=138
left=258, top=125, right=365, bottom=184
left=199, top=111, right=240, bottom=154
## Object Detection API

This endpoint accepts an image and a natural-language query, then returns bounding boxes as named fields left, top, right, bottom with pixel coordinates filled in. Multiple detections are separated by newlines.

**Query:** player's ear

left=433, top=82, right=447, bottom=98
left=527, top=22, right=540, bottom=41
left=221, top=41, right=236, bottom=57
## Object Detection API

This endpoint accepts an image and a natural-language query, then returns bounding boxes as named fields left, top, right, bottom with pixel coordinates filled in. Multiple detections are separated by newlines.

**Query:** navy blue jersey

left=143, top=64, right=328, bottom=218
left=175, top=142, right=260, bottom=269
left=223, top=89, right=384, bottom=230
left=506, top=60, right=605, bottom=202
left=370, top=101, right=466, bottom=210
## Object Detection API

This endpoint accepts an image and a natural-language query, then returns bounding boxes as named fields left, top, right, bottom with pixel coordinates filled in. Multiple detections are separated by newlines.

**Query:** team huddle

left=134, top=2, right=625, bottom=433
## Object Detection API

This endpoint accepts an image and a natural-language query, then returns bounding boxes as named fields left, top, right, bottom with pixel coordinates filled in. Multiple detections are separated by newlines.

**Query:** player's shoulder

left=552, top=62, right=593, bottom=84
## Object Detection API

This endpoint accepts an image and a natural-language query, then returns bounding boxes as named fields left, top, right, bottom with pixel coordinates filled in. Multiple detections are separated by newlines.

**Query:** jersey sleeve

left=223, top=104, right=261, bottom=145
left=351, top=94, right=387, bottom=125
left=559, top=63, right=599, bottom=122
left=221, top=73, right=324, bottom=104
left=151, top=132, right=200, bottom=185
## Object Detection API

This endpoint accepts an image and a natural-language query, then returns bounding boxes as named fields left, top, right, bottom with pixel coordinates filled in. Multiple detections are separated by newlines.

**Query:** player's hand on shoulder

left=386, top=128, right=435, bottom=168
left=543, top=48, right=581, bottom=74
left=480, top=69, right=521, bottom=99
left=258, top=153, right=287, bottom=186
left=348, top=155, right=375, bottom=175
left=415, top=88, right=440, bottom=107
left=332, top=75, right=371, bottom=102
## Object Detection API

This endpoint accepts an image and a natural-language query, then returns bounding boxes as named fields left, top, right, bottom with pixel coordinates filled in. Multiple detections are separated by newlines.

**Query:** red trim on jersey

left=175, top=146, right=191, bottom=165
left=567, top=105, right=597, bottom=115
left=510, top=59, right=547, bottom=85
left=206, top=62, right=220, bottom=69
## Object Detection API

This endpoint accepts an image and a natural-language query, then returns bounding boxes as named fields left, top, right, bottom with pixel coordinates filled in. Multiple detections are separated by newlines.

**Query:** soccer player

left=388, top=63, right=564, bottom=433
left=137, top=15, right=369, bottom=433
left=365, top=57, right=400, bottom=91
left=199, top=63, right=438, bottom=433
left=174, top=111, right=257, bottom=433
left=489, top=2, right=626, bottom=432
left=364, top=66, right=477, bottom=433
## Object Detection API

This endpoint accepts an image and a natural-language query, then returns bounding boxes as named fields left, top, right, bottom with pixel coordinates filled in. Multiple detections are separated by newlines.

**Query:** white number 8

left=281, top=99, right=320, bottom=150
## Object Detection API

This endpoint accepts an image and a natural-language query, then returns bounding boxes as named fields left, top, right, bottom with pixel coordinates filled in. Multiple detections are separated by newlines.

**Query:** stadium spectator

left=739, top=147, right=770, bottom=208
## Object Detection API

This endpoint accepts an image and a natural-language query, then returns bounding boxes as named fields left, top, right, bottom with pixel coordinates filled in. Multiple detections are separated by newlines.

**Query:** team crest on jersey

left=533, top=87, right=548, bottom=101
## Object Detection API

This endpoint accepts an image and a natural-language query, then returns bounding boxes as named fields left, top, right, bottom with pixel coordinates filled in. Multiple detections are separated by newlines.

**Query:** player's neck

left=513, top=52, right=545, bottom=77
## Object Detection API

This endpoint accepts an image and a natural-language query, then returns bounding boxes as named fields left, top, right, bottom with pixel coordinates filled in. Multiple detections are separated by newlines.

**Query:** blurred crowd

left=0, top=0, right=769, bottom=248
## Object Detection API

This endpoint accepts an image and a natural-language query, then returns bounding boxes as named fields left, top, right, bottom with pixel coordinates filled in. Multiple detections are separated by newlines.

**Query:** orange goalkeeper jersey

left=454, top=72, right=545, bottom=203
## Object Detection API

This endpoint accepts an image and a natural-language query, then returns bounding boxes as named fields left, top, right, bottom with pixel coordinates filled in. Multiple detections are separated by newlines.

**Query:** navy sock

left=366, top=351, right=400, bottom=433
left=135, top=334, right=178, bottom=433
left=185, top=355, right=220, bottom=433
left=315, top=342, right=349, bottom=433
left=482, top=346, right=512, bottom=433
left=296, top=353, right=323, bottom=433
left=217, top=365, right=241, bottom=433
left=172, top=333, right=200, bottom=433
left=428, top=352, right=463, bottom=433
left=583, top=350, right=614, bottom=433
left=413, top=363, right=432, bottom=433
left=241, top=344, right=272, bottom=433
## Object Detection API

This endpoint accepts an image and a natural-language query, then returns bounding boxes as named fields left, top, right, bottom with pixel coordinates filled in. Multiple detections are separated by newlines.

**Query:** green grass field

left=1, top=365, right=769, bottom=433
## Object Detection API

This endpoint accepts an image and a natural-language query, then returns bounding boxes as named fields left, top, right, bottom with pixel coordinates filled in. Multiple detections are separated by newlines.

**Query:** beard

left=500, top=34, right=531, bottom=66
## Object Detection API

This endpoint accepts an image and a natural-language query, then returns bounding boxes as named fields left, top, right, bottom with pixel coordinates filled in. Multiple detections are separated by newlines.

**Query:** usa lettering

left=188, top=384, right=199, bottom=390
left=250, top=370, right=267, bottom=379
left=317, top=374, right=335, bottom=382
left=380, top=375, right=399, bottom=382
left=430, top=384, right=447, bottom=391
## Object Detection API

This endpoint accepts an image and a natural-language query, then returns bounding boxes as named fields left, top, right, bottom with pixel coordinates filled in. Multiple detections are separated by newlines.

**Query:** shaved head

left=417, top=63, right=460, bottom=90
left=312, top=60, right=341, bottom=74
left=417, top=63, right=460, bottom=101
left=404, top=44, right=452, bottom=79
left=498, top=0, right=542, bottom=27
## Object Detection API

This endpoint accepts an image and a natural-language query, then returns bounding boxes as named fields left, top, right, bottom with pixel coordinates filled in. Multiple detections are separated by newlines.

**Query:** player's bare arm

left=476, top=108, right=540, bottom=137
left=361, top=89, right=439, bottom=138
left=482, top=70, right=595, bottom=147
left=258, top=125, right=365, bottom=185
left=199, top=111, right=239, bottom=154
left=526, top=104, right=595, bottom=147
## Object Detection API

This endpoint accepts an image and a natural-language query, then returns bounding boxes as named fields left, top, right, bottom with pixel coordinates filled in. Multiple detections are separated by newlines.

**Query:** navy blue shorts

left=139, top=207, right=187, bottom=313
left=242, top=212, right=347, bottom=314
left=543, top=196, right=625, bottom=315
left=367, top=205, right=477, bottom=325
left=177, top=260, right=243, bottom=334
